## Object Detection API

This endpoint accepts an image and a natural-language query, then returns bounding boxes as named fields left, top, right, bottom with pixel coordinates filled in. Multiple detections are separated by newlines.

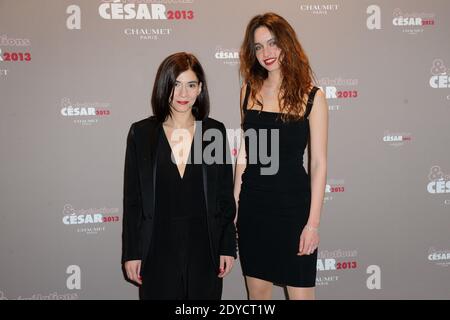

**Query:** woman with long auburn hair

left=234, top=13, right=328, bottom=300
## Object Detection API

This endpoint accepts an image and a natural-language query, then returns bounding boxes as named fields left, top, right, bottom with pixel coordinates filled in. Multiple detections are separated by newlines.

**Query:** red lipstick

left=263, top=58, right=276, bottom=66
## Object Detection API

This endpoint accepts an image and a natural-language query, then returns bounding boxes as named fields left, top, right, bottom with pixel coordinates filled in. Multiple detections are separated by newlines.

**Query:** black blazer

left=121, top=116, right=237, bottom=275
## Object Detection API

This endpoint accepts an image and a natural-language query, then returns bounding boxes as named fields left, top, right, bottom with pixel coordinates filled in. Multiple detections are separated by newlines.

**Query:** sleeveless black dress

left=237, top=86, right=319, bottom=287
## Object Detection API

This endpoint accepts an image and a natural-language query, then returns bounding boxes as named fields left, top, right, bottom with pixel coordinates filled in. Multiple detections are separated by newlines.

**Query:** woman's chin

left=172, top=105, right=192, bottom=113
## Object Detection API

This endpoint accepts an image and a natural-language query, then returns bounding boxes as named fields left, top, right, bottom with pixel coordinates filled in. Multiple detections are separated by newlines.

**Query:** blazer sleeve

left=217, top=123, right=238, bottom=258
left=121, top=124, right=143, bottom=264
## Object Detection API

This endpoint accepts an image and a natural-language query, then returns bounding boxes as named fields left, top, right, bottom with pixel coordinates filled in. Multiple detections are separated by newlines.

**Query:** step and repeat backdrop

left=1, top=0, right=449, bottom=300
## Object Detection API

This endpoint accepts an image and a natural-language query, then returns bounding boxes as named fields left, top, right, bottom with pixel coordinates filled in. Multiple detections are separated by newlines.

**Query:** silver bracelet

left=304, top=225, right=319, bottom=232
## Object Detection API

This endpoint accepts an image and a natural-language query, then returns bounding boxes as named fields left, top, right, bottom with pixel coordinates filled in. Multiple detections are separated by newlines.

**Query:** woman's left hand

left=298, top=226, right=320, bottom=256
left=218, top=255, right=234, bottom=278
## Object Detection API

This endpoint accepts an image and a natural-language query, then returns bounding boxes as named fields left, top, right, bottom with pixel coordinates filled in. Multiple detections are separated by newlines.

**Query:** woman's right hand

left=124, top=260, right=142, bottom=285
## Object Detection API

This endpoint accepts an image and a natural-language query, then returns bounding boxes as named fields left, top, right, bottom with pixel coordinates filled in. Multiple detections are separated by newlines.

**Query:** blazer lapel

left=140, top=119, right=161, bottom=220
left=151, top=124, right=162, bottom=217
left=200, top=120, right=209, bottom=216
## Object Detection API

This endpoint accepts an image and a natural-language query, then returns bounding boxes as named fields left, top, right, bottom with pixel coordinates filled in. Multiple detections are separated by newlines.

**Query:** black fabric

left=237, top=87, right=319, bottom=287
left=304, top=86, right=319, bottom=118
left=141, top=132, right=221, bottom=299
left=122, top=117, right=236, bottom=298
left=242, top=83, right=251, bottom=112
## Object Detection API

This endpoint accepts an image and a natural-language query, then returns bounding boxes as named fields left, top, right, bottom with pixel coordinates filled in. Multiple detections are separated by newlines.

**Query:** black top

left=155, top=129, right=207, bottom=220
left=241, top=85, right=320, bottom=193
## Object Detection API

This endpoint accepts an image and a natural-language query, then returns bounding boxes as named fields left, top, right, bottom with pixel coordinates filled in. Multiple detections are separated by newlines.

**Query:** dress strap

left=242, top=83, right=251, bottom=113
left=304, top=86, right=320, bottom=119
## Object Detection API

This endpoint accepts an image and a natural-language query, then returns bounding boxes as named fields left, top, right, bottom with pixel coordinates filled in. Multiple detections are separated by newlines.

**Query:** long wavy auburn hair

left=240, top=13, right=315, bottom=121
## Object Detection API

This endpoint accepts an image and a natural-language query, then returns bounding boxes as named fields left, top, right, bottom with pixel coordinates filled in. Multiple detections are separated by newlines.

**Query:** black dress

left=237, top=87, right=319, bottom=287
left=141, top=129, right=221, bottom=299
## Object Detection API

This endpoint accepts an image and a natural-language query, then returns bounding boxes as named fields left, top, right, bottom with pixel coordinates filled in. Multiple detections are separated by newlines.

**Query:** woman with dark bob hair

left=234, top=13, right=328, bottom=300
left=122, top=52, right=236, bottom=300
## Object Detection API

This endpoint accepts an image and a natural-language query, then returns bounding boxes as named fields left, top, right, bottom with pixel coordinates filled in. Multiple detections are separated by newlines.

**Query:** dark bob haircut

left=151, top=52, right=210, bottom=122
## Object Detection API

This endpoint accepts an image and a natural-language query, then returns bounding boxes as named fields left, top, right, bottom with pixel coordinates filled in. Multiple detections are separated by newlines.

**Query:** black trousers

left=140, top=216, right=221, bottom=300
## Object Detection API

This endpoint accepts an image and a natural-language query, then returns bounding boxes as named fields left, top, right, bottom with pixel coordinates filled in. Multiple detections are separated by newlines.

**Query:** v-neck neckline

left=162, top=124, right=196, bottom=180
